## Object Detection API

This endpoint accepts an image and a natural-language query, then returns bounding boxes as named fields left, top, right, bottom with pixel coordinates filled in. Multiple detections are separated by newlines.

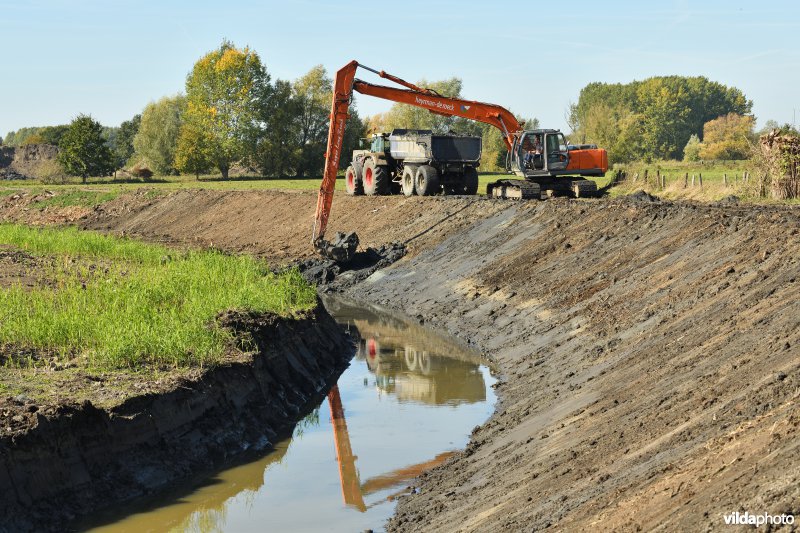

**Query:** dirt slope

left=83, top=189, right=507, bottom=262
left=350, top=198, right=799, bottom=531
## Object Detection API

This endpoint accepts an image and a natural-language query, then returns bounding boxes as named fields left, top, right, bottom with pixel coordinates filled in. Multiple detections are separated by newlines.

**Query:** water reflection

left=85, top=296, right=495, bottom=533
left=325, top=295, right=488, bottom=406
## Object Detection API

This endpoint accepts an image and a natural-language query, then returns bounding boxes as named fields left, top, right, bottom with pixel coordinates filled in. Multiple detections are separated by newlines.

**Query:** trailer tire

left=344, top=165, right=363, bottom=196
left=363, top=159, right=390, bottom=195
left=464, top=166, right=479, bottom=195
left=401, top=166, right=416, bottom=196
left=415, top=165, right=440, bottom=196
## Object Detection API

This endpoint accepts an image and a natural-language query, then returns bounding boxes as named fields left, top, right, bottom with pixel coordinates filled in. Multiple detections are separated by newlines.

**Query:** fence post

left=723, top=173, right=728, bottom=187
left=644, top=169, right=649, bottom=186
left=691, top=174, right=695, bottom=187
left=699, top=173, right=703, bottom=189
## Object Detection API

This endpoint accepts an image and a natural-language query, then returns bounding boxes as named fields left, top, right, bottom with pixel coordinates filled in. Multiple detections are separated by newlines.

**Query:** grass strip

left=0, top=224, right=317, bottom=369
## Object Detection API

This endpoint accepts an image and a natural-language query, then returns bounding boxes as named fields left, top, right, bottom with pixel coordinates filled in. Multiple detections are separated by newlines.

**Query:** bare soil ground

left=1, top=187, right=798, bottom=531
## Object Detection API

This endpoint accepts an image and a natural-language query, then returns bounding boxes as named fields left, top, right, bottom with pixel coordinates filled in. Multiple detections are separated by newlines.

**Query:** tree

left=4, top=127, right=42, bottom=146
left=21, top=133, right=47, bottom=145
left=184, top=40, right=272, bottom=179
left=58, top=114, right=113, bottom=182
left=340, top=107, right=366, bottom=170
left=133, top=95, right=185, bottom=175
left=110, top=114, right=140, bottom=169
left=683, top=134, right=702, bottom=161
left=255, top=79, right=300, bottom=177
left=39, top=125, right=69, bottom=146
left=175, top=124, right=215, bottom=178
left=292, top=65, right=333, bottom=177
left=698, top=113, right=755, bottom=160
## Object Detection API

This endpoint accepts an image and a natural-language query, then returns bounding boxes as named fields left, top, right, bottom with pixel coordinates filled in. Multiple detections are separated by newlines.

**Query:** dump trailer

left=344, top=129, right=481, bottom=197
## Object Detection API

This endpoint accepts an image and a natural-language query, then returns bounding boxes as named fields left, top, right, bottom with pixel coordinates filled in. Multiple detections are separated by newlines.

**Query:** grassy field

left=0, top=159, right=792, bottom=206
left=605, top=159, right=800, bottom=203
left=0, top=224, right=316, bottom=370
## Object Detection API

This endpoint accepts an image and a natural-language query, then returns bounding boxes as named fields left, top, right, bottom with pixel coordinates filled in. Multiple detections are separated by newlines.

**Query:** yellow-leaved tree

left=180, top=40, right=272, bottom=179
left=698, top=113, right=755, bottom=160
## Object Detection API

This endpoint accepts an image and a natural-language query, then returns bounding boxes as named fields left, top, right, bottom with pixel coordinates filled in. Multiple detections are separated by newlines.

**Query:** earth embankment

left=81, top=188, right=508, bottom=261
left=350, top=198, right=799, bottom=531
left=2, top=188, right=798, bottom=530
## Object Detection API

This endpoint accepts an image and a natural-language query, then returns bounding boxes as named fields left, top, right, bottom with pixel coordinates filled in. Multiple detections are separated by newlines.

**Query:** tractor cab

left=508, top=129, right=569, bottom=177
left=370, top=133, right=389, bottom=154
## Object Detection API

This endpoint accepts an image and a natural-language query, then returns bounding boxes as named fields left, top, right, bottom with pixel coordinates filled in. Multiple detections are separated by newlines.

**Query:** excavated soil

left=1, top=188, right=799, bottom=531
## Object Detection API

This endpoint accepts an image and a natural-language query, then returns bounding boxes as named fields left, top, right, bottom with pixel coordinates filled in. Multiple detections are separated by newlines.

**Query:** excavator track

left=487, top=179, right=542, bottom=200
left=534, top=177, right=599, bottom=198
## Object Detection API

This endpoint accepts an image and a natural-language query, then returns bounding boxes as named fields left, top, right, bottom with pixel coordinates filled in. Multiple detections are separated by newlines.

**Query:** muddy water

left=84, top=297, right=496, bottom=533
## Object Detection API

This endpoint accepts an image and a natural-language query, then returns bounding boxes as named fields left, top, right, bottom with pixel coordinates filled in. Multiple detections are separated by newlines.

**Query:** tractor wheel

left=344, top=165, right=363, bottom=196
left=401, top=166, right=416, bottom=196
left=363, top=159, right=389, bottom=195
left=415, top=165, right=440, bottom=196
left=464, top=166, right=479, bottom=195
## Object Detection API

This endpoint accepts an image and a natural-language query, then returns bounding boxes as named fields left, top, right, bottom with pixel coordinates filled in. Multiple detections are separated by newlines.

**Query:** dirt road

left=3, top=188, right=798, bottom=530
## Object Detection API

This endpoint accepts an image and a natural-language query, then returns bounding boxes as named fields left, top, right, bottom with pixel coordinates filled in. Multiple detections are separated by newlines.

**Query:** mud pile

left=0, top=304, right=355, bottom=532
left=81, top=189, right=508, bottom=262
left=298, top=232, right=406, bottom=290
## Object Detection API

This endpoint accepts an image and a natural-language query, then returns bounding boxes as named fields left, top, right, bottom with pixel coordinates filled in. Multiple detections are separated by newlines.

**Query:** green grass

left=30, top=190, right=120, bottom=209
left=0, top=224, right=317, bottom=370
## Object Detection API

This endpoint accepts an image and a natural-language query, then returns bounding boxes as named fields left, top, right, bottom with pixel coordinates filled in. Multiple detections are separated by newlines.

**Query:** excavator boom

left=314, top=61, right=522, bottom=242
left=313, top=61, right=606, bottom=243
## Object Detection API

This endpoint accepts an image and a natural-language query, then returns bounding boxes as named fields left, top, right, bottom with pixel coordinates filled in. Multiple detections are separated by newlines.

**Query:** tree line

left=3, top=41, right=365, bottom=180
left=2, top=45, right=778, bottom=178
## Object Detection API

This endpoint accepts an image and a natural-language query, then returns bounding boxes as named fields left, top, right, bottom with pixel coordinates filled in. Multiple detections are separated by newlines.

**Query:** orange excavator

left=313, top=60, right=608, bottom=243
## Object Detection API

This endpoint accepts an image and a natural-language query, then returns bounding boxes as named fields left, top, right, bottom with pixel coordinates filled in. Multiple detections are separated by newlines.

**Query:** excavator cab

left=509, top=130, right=569, bottom=177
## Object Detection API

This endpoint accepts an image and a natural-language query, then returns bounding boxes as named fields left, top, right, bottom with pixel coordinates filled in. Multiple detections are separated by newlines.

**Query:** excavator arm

left=313, top=61, right=523, bottom=243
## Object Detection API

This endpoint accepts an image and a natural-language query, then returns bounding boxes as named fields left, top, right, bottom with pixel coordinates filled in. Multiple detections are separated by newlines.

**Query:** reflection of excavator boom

left=328, top=384, right=367, bottom=512
left=327, top=383, right=460, bottom=512
left=313, top=60, right=609, bottom=242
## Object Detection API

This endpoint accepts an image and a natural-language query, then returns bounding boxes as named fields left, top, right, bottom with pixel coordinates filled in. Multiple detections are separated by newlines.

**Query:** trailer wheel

left=344, top=165, right=363, bottom=196
left=464, top=167, right=479, bottom=195
left=401, top=166, right=416, bottom=196
left=415, top=165, right=440, bottom=196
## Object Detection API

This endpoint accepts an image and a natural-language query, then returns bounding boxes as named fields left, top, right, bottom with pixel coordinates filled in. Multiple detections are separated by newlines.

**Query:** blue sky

left=1, top=0, right=798, bottom=138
